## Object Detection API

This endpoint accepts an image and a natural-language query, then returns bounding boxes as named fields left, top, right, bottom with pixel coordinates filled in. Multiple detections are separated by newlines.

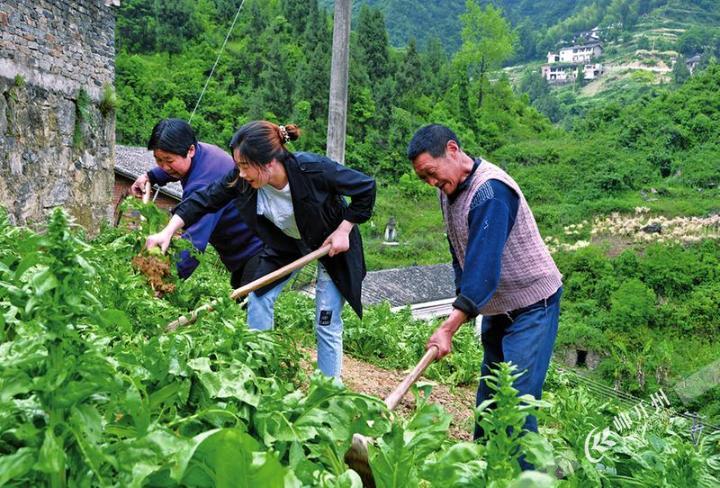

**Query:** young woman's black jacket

left=173, top=152, right=376, bottom=317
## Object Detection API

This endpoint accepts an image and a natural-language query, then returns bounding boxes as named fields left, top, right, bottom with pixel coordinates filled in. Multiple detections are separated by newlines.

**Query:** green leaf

left=188, top=358, right=259, bottom=407
left=98, top=308, right=131, bottom=331
left=181, top=428, right=299, bottom=488
left=520, top=433, right=555, bottom=472
left=35, top=429, right=65, bottom=474
left=335, top=469, right=363, bottom=488
left=69, top=405, right=114, bottom=484
left=148, top=382, right=183, bottom=410
left=507, top=471, right=557, bottom=488
left=0, top=371, right=33, bottom=402
left=114, top=428, right=202, bottom=486
left=368, top=424, right=419, bottom=488
left=31, top=268, right=58, bottom=296
left=420, top=442, right=487, bottom=486
left=0, top=448, right=36, bottom=486
left=13, top=254, right=42, bottom=280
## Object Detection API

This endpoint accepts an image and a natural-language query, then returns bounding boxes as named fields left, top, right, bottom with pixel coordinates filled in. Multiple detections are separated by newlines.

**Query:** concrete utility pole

left=326, top=0, right=351, bottom=164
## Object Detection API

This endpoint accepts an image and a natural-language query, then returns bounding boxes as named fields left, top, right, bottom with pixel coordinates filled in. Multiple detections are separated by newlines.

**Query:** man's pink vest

left=440, top=159, right=562, bottom=315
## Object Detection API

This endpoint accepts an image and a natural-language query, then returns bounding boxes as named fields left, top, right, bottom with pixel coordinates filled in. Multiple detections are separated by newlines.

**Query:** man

left=131, top=118, right=263, bottom=288
left=407, top=124, right=562, bottom=457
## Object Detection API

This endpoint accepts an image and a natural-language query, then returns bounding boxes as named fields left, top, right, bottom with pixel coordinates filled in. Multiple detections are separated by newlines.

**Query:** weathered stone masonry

left=0, top=0, right=117, bottom=229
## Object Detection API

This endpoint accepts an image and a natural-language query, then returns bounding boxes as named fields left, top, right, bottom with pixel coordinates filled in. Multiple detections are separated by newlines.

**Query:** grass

left=359, top=182, right=448, bottom=270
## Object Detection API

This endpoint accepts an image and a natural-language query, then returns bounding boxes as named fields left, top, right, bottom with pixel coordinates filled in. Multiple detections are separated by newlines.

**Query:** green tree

left=512, top=21, right=537, bottom=63
left=356, top=5, right=391, bottom=84
left=421, top=36, right=450, bottom=98
left=116, top=0, right=156, bottom=53
left=281, top=0, right=315, bottom=37
left=294, top=41, right=331, bottom=149
left=677, top=26, right=714, bottom=56
left=395, top=38, right=423, bottom=107
left=302, top=1, right=330, bottom=49
left=153, top=0, right=201, bottom=54
left=453, top=0, right=515, bottom=108
left=518, top=70, right=550, bottom=103
left=260, top=32, right=294, bottom=119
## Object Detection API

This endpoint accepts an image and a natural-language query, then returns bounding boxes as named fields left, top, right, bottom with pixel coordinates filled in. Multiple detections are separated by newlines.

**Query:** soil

left=305, top=350, right=477, bottom=441
left=131, top=254, right=176, bottom=296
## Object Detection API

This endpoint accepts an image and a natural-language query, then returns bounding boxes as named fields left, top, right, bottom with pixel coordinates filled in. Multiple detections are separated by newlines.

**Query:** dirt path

left=306, top=350, right=477, bottom=441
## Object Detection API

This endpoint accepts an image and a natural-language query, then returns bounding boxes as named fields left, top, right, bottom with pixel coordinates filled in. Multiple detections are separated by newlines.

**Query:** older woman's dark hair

left=147, top=118, right=197, bottom=157
left=229, top=121, right=300, bottom=167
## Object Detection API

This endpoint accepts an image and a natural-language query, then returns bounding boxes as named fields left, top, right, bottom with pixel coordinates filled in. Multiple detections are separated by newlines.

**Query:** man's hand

left=322, top=220, right=354, bottom=257
left=131, top=173, right=150, bottom=198
left=426, top=308, right=469, bottom=359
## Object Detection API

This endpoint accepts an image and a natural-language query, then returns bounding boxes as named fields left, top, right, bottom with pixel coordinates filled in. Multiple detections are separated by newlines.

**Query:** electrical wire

left=188, top=0, right=246, bottom=123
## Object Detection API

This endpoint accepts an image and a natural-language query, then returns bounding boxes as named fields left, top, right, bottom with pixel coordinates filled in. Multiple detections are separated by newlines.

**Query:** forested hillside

left=116, top=0, right=545, bottom=181
left=2, top=2, right=719, bottom=485
left=319, top=0, right=720, bottom=62
left=116, top=0, right=720, bottom=201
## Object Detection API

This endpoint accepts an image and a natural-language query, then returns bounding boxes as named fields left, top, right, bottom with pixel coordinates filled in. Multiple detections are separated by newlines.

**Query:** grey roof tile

left=361, top=263, right=455, bottom=307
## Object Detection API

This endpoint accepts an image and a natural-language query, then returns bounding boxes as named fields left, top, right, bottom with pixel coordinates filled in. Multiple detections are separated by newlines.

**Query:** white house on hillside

left=541, top=64, right=576, bottom=83
left=541, top=63, right=604, bottom=84
left=547, top=43, right=603, bottom=64
left=543, top=42, right=604, bottom=83
left=583, top=63, right=604, bottom=80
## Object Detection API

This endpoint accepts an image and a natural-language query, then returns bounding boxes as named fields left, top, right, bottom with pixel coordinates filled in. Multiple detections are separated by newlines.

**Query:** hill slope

left=320, top=0, right=720, bottom=59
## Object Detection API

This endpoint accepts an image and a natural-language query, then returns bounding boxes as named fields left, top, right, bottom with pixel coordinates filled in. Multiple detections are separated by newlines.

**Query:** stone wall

left=0, top=0, right=116, bottom=229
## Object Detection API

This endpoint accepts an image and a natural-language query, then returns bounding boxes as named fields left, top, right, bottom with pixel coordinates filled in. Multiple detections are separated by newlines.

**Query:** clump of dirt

left=131, top=254, right=176, bottom=296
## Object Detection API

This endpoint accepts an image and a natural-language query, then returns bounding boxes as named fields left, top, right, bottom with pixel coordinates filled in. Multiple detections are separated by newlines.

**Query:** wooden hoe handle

left=165, top=244, right=332, bottom=332
left=384, top=346, right=439, bottom=411
left=142, top=181, right=152, bottom=204
left=230, top=244, right=331, bottom=300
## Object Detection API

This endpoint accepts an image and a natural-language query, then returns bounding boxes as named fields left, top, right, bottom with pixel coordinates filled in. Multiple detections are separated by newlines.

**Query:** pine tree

left=356, top=6, right=391, bottom=84
left=153, top=0, right=200, bottom=55
left=395, top=38, right=423, bottom=107
left=260, top=18, right=295, bottom=118
left=282, top=0, right=314, bottom=38
left=421, top=37, right=450, bottom=98
left=295, top=44, right=331, bottom=121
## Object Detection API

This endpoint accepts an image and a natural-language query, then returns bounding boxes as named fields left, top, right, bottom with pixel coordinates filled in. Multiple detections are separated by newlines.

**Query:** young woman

left=146, top=121, right=376, bottom=378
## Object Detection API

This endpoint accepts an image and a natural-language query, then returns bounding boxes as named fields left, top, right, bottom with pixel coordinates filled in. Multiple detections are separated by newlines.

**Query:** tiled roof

left=115, top=145, right=182, bottom=200
left=361, top=263, right=455, bottom=307
left=560, top=42, right=602, bottom=51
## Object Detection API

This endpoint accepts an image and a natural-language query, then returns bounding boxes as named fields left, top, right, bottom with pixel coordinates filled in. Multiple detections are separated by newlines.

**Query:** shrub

left=608, top=278, right=657, bottom=331
left=678, top=144, right=720, bottom=189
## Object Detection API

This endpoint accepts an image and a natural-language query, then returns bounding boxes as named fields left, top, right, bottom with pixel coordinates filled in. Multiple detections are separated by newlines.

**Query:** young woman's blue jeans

left=247, top=264, right=344, bottom=378
left=474, top=287, right=562, bottom=468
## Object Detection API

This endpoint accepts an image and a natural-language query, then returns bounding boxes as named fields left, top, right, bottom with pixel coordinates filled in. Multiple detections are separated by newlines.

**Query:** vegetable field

left=1, top=206, right=718, bottom=487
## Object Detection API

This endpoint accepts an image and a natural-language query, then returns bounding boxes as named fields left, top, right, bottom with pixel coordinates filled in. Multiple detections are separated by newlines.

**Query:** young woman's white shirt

left=256, top=183, right=301, bottom=239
